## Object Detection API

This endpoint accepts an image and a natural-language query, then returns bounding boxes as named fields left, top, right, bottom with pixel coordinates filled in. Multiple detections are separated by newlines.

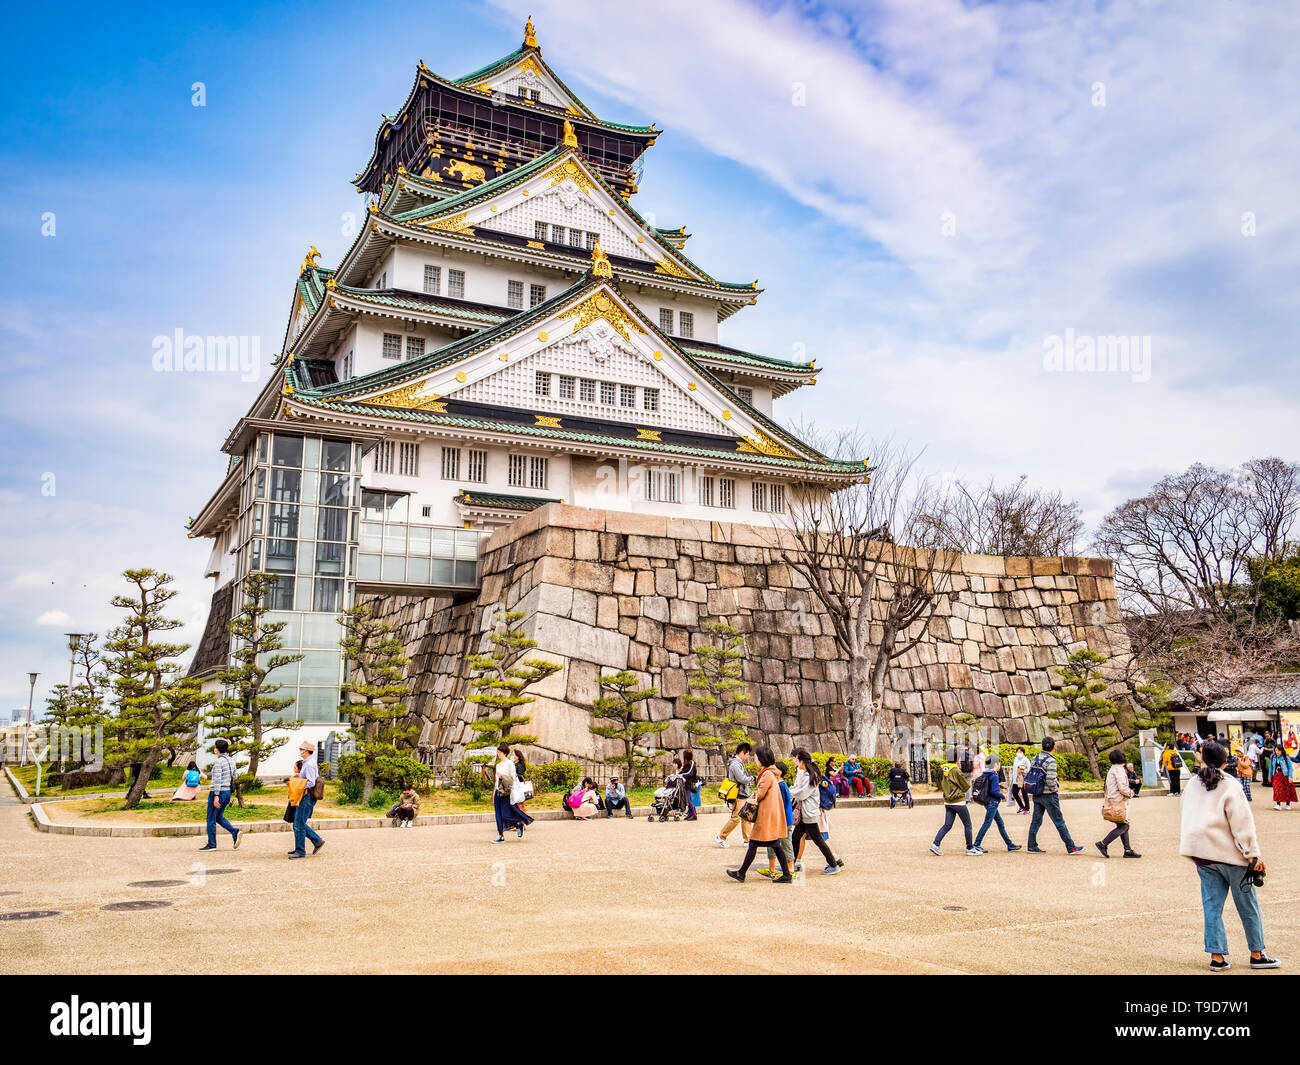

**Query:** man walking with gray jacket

left=1026, top=736, right=1084, bottom=854
left=715, top=743, right=755, bottom=847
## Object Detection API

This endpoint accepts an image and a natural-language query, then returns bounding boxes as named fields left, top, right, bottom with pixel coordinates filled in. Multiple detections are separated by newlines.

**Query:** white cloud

left=34, top=610, right=70, bottom=627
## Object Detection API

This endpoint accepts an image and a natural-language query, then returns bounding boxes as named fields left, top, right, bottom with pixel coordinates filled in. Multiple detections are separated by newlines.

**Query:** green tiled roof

left=680, top=342, right=815, bottom=375
left=456, top=490, right=561, bottom=511
left=332, top=285, right=509, bottom=325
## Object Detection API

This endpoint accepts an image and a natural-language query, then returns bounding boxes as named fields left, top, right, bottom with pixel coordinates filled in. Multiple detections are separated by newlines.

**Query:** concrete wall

left=363, top=503, right=1132, bottom=760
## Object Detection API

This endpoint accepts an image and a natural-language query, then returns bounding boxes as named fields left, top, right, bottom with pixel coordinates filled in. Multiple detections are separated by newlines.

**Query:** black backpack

left=971, top=773, right=992, bottom=807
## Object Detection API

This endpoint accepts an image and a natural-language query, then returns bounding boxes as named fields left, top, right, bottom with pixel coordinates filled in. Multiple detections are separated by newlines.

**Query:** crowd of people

left=178, top=725, right=1290, bottom=972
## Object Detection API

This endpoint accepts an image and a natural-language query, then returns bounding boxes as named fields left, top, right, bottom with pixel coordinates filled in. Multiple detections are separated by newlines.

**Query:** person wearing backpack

left=715, top=743, right=755, bottom=848
left=1025, top=736, right=1084, bottom=855
left=1162, top=743, right=1183, bottom=796
left=930, top=762, right=977, bottom=856
left=789, top=749, right=841, bottom=874
left=972, top=754, right=1020, bottom=853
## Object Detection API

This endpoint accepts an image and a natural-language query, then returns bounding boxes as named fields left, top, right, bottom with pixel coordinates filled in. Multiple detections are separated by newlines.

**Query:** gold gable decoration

left=590, top=240, right=612, bottom=278
left=736, top=429, right=800, bottom=460
left=563, top=119, right=578, bottom=148
left=524, top=16, right=538, bottom=49
left=419, top=211, right=473, bottom=234
left=355, top=382, right=447, bottom=413
left=653, top=257, right=692, bottom=279
left=301, top=245, right=320, bottom=273
left=545, top=158, right=593, bottom=195
left=558, top=291, right=645, bottom=344
left=520, top=55, right=543, bottom=79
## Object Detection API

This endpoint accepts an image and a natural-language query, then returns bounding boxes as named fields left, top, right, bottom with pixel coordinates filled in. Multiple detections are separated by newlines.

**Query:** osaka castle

left=186, top=19, right=868, bottom=744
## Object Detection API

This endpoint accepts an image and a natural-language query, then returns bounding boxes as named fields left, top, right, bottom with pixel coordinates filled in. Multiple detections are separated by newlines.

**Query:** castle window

left=340, top=351, right=353, bottom=381
left=405, top=336, right=424, bottom=360
left=535, top=221, right=548, bottom=241
left=423, top=265, right=441, bottom=294
left=551, top=225, right=566, bottom=244
left=736, top=386, right=753, bottom=404
left=643, top=388, right=659, bottom=412
left=467, top=449, right=487, bottom=483
left=422, top=505, right=432, bottom=517
left=508, top=280, right=524, bottom=309
left=659, top=308, right=673, bottom=333
left=374, top=441, right=395, bottom=473
left=619, top=384, right=636, bottom=409
left=700, top=475, right=714, bottom=507
left=508, top=454, right=526, bottom=487
left=678, top=311, right=694, bottom=338
left=558, top=375, right=575, bottom=399
left=586, top=231, right=599, bottom=250
left=529, top=456, right=549, bottom=489
left=569, top=229, right=584, bottom=248
left=719, top=477, right=735, bottom=508
left=645, top=468, right=680, bottom=503
left=398, top=442, right=420, bottom=477
left=600, top=381, right=616, bottom=405
left=448, top=269, right=465, bottom=298
left=529, top=283, right=547, bottom=307
left=752, top=481, right=785, bottom=513
left=535, top=371, right=551, bottom=397
left=440, top=447, right=460, bottom=481
left=580, top=378, right=596, bottom=402
left=530, top=89, right=541, bottom=102
left=382, top=333, right=403, bottom=360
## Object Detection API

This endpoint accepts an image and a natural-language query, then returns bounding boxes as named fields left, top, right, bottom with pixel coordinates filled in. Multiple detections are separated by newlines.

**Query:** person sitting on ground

left=1125, top=762, right=1142, bottom=799
left=172, top=760, right=202, bottom=801
left=569, top=777, right=600, bottom=820
left=394, top=784, right=420, bottom=827
left=842, top=755, right=867, bottom=797
left=605, top=775, right=633, bottom=818
left=825, top=757, right=847, bottom=798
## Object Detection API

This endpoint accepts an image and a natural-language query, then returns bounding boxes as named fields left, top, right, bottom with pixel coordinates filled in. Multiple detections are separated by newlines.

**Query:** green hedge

left=929, top=745, right=1098, bottom=784
left=449, top=757, right=582, bottom=793
left=337, top=754, right=436, bottom=791
left=451, top=756, right=495, bottom=790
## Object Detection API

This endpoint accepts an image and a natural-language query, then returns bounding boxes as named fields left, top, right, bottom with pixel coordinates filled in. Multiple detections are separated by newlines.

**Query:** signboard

left=1280, top=713, right=1300, bottom=781
left=1139, top=728, right=1159, bottom=789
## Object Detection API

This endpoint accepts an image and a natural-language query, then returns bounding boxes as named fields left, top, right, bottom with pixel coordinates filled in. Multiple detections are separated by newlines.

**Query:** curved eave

left=281, top=395, right=869, bottom=482
left=187, top=461, right=242, bottom=539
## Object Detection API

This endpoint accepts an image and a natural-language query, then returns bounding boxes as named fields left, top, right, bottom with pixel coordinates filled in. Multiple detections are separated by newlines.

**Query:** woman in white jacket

left=1179, top=742, right=1279, bottom=972
left=789, top=749, right=842, bottom=876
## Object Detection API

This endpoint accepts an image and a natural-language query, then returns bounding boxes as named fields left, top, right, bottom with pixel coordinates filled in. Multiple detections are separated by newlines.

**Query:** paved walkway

left=1, top=783, right=1295, bottom=974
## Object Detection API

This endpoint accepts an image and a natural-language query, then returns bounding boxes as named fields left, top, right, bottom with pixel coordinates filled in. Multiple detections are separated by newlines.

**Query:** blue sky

left=2, top=0, right=1297, bottom=714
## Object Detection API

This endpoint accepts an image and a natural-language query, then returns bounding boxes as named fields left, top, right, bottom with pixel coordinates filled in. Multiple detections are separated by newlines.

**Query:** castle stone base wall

left=364, top=504, right=1131, bottom=761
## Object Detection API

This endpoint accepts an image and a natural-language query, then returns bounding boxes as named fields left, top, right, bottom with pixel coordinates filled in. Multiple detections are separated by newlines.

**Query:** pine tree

left=465, top=609, right=561, bottom=750
left=590, top=671, right=668, bottom=785
left=44, top=634, right=108, bottom=772
left=1046, top=648, right=1120, bottom=780
left=683, top=620, right=752, bottom=751
left=101, top=571, right=213, bottom=808
left=208, top=572, right=304, bottom=803
left=339, top=603, right=413, bottom=801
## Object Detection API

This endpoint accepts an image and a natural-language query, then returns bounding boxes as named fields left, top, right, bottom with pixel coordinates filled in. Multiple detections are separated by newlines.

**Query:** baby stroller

left=649, top=775, right=689, bottom=821
left=887, top=768, right=914, bottom=809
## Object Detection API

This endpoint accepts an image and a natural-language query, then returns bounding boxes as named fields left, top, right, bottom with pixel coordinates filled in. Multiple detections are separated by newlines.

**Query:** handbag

left=510, top=780, right=534, bottom=804
left=283, top=803, right=295, bottom=823
left=738, top=800, right=758, bottom=823
left=1101, top=798, right=1127, bottom=823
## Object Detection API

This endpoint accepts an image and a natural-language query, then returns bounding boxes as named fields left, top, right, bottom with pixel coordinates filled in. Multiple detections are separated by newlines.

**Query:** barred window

left=467, top=449, right=487, bottom=483
left=551, top=225, right=566, bottom=244
left=645, top=469, right=680, bottom=503
left=398, top=442, right=420, bottom=477
left=508, top=280, right=524, bottom=309
left=659, top=308, right=673, bottom=333
left=580, top=378, right=597, bottom=402
left=374, top=441, right=395, bottom=473
left=340, top=351, right=353, bottom=380
left=529, top=283, right=547, bottom=307
left=719, top=477, right=735, bottom=508
left=508, top=454, right=527, bottom=487
left=737, top=386, right=753, bottom=404
left=569, top=229, right=584, bottom=248
left=586, top=231, right=599, bottom=250
left=423, top=265, right=441, bottom=294
left=535, top=371, right=551, bottom=397
left=678, top=311, right=694, bottom=338
left=382, top=333, right=402, bottom=360
left=535, top=221, right=548, bottom=241
left=405, top=336, right=424, bottom=360
left=619, top=384, right=636, bottom=408
left=441, top=447, right=460, bottom=481
left=529, top=456, right=548, bottom=490
left=375, top=271, right=386, bottom=290
left=558, top=375, right=575, bottom=399
left=700, top=475, right=715, bottom=507
left=448, top=269, right=465, bottom=298
left=752, top=481, right=785, bottom=513
left=530, top=89, right=541, bottom=102
left=643, top=388, right=659, bottom=412
left=752, top=482, right=767, bottom=513
left=600, top=381, right=616, bottom=405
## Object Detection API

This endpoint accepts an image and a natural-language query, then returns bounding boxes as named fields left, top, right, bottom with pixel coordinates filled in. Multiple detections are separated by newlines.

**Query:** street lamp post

left=20, top=672, right=38, bottom=767
left=65, top=633, right=88, bottom=697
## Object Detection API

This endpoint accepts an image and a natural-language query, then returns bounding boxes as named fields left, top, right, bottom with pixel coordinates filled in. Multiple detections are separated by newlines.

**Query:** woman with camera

left=1179, top=741, right=1279, bottom=972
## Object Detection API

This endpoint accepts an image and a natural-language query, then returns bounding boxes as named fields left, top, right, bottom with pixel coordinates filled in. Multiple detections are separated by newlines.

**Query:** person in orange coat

left=726, top=747, right=792, bottom=884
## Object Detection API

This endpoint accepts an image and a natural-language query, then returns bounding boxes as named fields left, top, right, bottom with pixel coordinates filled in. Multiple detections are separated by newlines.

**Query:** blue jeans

left=1028, top=793, right=1077, bottom=850
left=293, top=793, right=322, bottom=853
left=1197, top=862, right=1265, bottom=955
left=974, top=800, right=1014, bottom=848
left=206, top=789, right=236, bottom=846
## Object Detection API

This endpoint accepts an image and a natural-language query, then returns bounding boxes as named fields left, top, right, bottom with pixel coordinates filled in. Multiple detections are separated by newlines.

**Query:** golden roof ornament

left=524, top=16, right=538, bottom=49
left=301, top=246, right=320, bottom=273
left=591, top=240, right=612, bottom=279
left=563, top=119, right=578, bottom=148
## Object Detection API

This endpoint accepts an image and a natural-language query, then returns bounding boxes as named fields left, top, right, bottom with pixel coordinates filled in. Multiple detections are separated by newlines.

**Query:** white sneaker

left=929, top=843, right=942, bottom=856
left=1275, top=804, right=1283, bottom=810
left=714, top=836, right=729, bottom=848
left=794, top=860, right=804, bottom=872
left=966, top=847, right=983, bottom=856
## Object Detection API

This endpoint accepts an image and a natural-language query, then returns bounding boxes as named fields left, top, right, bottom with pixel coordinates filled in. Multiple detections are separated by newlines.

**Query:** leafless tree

left=1093, top=458, right=1299, bottom=624
left=924, top=474, right=1083, bottom=557
left=776, top=434, right=954, bottom=757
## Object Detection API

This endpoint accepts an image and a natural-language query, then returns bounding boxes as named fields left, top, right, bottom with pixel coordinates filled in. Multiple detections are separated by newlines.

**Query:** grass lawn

left=9, top=763, right=186, bottom=797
